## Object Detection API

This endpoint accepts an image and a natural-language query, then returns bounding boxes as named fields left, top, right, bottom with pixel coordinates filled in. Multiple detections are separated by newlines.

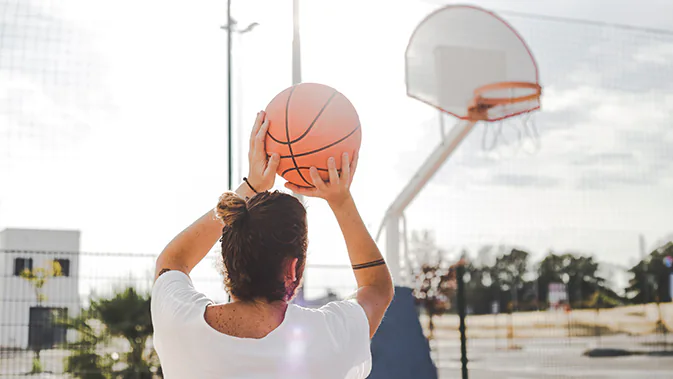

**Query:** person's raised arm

left=285, top=153, right=394, bottom=338
left=154, top=111, right=280, bottom=281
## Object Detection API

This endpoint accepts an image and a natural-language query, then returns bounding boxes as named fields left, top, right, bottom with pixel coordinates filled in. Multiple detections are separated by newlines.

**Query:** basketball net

left=480, top=110, right=541, bottom=159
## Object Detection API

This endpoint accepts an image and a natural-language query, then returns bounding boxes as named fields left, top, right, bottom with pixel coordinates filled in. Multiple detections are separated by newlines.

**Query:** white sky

left=1, top=0, right=673, bottom=297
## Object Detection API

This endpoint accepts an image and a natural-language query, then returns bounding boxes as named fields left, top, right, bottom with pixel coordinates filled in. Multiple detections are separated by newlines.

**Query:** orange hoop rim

left=467, top=82, right=541, bottom=121
left=472, top=82, right=541, bottom=107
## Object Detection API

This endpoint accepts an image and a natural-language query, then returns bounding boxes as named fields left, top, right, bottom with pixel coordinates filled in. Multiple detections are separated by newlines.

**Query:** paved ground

left=2, top=335, right=672, bottom=378
left=433, top=335, right=673, bottom=379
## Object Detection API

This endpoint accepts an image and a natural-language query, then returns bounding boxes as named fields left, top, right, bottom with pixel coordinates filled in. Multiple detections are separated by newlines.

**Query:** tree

left=20, top=260, right=62, bottom=305
left=461, top=256, right=497, bottom=315
left=537, top=252, right=617, bottom=309
left=413, top=263, right=456, bottom=338
left=20, top=260, right=63, bottom=374
left=537, top=252, right=565, bottom=307
left=460, top=247, right=536, bottom=315
left=93, top=288, right=156, bottom=378
left=64, top=287, right=160, bottom=378
left=62, top=313, right=112, bottom=379
left=492, top=248, right=530, bottom=312
left=563, top=254, right=604, bottom=308
left=626, top=242, right=673, bottom=304
left=409, top=230, right=457, bottom=339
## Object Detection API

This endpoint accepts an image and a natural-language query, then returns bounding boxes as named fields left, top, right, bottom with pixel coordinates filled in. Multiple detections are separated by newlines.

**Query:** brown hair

left=215, top=191, right=307, bottom=303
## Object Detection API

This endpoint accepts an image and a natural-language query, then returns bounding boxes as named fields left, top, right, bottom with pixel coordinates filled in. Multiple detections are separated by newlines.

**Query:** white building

left=0, top=228, right=81, bottom=349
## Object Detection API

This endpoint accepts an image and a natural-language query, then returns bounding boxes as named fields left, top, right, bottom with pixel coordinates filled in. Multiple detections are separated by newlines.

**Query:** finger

left=327, top=157, right=339, bottom=185
left=341, top=152, right=351, bottom=185
left=253, top=118, right=270, bottom=160
left=249, top=111, right=264, bottom=152
left=284, top=182, right=318, bottom=197
left=349, top=150, right=359, bottom=184
left=263, top=153, right=280, bottom=177
left=309, top=167, right=328, bottom=191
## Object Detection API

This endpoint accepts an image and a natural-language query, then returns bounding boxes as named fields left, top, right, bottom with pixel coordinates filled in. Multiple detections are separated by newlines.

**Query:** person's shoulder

left=288, top=300, right=368, bottom=337
left=152, top=270, right=192, bottom=293
left=319, top=299, right=367, bottom=318
left=288, top=299, right=365, bottom=317
left=152, top=270, right=196, bottom=304
left=151, top=270, right=212, bottom=326
left=287, top=300, right=365, bottom=318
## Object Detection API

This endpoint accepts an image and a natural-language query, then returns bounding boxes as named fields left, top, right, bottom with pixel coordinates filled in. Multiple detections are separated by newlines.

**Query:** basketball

left=264, top=83, right=362, bottom=187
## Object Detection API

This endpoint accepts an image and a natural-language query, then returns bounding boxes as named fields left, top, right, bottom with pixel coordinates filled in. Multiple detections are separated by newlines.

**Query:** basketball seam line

left=288, top=183, right=317, bottom=189
left=284, top=86, right=313, bottom=187
left=281, top=166, right=342, bottom=176
left=267, top=90, right=339, bottom=145
left=273, top=124, right=361, bottom=159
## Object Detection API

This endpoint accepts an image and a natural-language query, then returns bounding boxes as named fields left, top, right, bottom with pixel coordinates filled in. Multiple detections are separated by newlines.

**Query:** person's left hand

left=247, top=111, right=280, bottom=192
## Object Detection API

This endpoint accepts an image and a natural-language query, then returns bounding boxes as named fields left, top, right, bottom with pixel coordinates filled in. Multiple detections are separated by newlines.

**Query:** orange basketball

left=264, top=83, right=362, bottom=187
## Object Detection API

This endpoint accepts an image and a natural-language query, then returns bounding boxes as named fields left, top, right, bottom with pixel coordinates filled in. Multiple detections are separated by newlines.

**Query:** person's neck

left=205, top=297, right=290, bottom=338
left=229, top=297, right=289, bottom=314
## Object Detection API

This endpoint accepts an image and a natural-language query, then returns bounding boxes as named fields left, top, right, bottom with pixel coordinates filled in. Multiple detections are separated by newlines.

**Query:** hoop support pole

left=377, top=120, right=477, bottom=284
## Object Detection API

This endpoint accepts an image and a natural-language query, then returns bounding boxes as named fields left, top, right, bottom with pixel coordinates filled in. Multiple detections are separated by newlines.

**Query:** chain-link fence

left=0, top=248, right=354, bottom=377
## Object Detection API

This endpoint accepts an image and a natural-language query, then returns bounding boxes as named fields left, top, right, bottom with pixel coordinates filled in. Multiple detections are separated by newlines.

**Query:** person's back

left=151, top=111, right=393, bottom=378
left=152, top=272, right=371, bottom=378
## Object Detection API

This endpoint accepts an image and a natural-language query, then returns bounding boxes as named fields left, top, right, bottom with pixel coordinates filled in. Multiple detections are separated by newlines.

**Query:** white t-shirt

left=151, top=271, right=372, bottom=379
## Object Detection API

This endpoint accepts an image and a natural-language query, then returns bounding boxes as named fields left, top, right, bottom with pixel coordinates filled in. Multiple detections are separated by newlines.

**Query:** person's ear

left=288, top=258, right=298, bottom=282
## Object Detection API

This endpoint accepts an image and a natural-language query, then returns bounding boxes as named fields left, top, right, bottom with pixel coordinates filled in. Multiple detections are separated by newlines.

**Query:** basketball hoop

left=405, top=5, right=542, bottom=152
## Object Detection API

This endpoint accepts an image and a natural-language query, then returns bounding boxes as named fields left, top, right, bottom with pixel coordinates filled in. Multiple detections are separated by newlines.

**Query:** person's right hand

left=247, top=111, right=280, bottom=193
left=284, top=152, right=358, bottom=208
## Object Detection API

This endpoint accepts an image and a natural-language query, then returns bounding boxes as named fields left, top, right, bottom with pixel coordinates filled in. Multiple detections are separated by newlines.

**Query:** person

left=151, top=111, right=394, bottom=378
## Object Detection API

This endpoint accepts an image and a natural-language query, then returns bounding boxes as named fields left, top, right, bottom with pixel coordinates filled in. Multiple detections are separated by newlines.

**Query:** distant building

left=0, top=228, right=81, bottom=349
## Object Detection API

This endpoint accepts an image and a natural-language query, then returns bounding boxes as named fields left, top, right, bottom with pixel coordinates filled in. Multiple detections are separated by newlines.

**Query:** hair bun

left=216, top=192, right=248, bottom=226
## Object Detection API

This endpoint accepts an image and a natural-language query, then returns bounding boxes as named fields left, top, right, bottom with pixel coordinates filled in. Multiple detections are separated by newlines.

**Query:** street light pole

left=226, top=0, right=233, bottom=190
left=291, top=0, right=306, bottom=306
left=291, top=0, right=304, bottom=203
left=292, top=0, right=302, bottom=86
left=222, top=1, right=258, bottom=190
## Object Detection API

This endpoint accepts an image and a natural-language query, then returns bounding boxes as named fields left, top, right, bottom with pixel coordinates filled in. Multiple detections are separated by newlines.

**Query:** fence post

left=457, top=264, right=468, bottom=379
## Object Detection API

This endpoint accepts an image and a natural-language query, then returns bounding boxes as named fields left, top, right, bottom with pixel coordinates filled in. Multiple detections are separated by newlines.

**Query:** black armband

left=352, top=258, right=386, bottom=270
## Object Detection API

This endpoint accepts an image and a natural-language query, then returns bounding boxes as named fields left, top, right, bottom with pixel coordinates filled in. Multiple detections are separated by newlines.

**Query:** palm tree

left=62, top=313, right=112, bottom=379
left=92, top=288, right=155, bottom=378
left=64, top=287, right=160, bottom=378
